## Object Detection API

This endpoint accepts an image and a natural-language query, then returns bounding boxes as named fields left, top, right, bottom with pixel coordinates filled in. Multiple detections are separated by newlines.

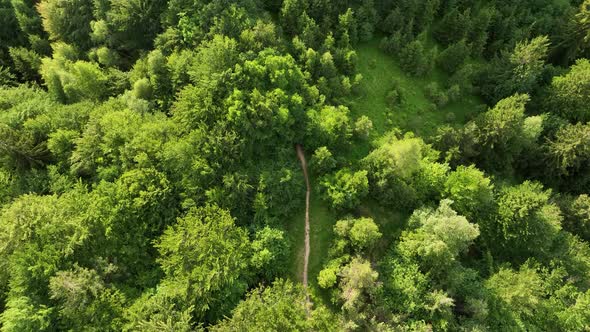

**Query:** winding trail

left=295, top=144, right=311, bottom=314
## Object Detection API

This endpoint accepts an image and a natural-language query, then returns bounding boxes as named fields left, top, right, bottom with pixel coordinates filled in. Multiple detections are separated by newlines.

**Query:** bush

left=449, top=64, right=476, bottom=94
left=368, top=59, right=377, bottom=69
left=321, top=168, right=369, bottom=211
left=437, top=39, right=470, bottom=74
left=310, top=147, right=336, bottom=175
left=447, top=84, right=462, bottom=102
left=445, top=112, right=456, bottom=123
left=400, top=40, right=434, bottom=77
left=424, top=82, right=449, bottom=107
left=354, top=116, right=373, bottom=139
left=386, top=87, right=402, bottom=107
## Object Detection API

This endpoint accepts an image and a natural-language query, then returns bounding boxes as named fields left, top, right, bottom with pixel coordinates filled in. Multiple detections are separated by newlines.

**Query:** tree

left=225, top=50, right=311, bottom=152
left=562, top=194, right=590, bottom=241
left=546, top=122, right=590, bottom=192
left=437, top=39, right=470, bottom=74
left=338, top=257, right=379, bottom=318
left=485, top=264, right=546, bottom=330
left=154, top=204, right=251, bottom=322
left=400, top=39, right=434, bottom=77
left=472, top=94, right=529, bottom=170
left=40, top=58, right=108, bottom=103
left=478, top=36, right=550, bottom=104
left=435, top=8, right=470, bottom=46
left=320, top=168, right=368, bottom=211
left=100, top=0, right=166, bottom=53
left=307, top=105, right=353, bottom=148
left=494, top=181, right=562, bottom=261
left=253, top=164, right=304, bottom=225
left=37, top=0, right=94, bottom=48
left=354, top=115, right=373, bottom=139
left=547, top=59, right=590, bottom=122
left=333, top=217, right=382, bottom=251
left=560, top=0, right=590, bottom=62
left=348, top=217, right=382, bottom=250
left=443, top=165, right=494, bottom=220
left=211, top=279, right=341, bottom=332
left=250, top=227, right=290, bottom=280
left=363, top=132, right=440, bottom=209
left=397, top=199, right=480, bottom=272
left=0, top=0, right=24, bottom=66
left=0, top=189, right=90, bottom=330
left=49, top=265, right=125, bottom=331
left=310, top=146, right=336, bottom=175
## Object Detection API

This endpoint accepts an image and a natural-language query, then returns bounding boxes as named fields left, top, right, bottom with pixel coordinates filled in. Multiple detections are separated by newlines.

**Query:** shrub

left=354, top=116, right=373, bottom=139
left=425, top=82, right=449, bottom=107
left=437, top=39, right=470, bottom=74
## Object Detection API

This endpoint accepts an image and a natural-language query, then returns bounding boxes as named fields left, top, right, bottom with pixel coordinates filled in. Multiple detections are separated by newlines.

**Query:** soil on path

left=296, top=144, right=311, bottom=314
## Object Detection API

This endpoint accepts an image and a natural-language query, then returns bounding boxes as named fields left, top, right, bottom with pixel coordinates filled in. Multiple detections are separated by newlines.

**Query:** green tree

left=547, top=122, right=590, bottom=176
left=479, top=36, right=550, bottom=104
left=363, top=132, right=440, bottom=209
left=310, top=146, right=336, bottom=175
left=37, top=0, right=94, bottom=48
left=547, top=59, right=590, bottom=122
left=485, top=264, right=547, bottom=330
left=400, top=39, right=434, bottom=77
left=437, top=39, right=470, bottom=74
left=333, top=217, right=382, bottom=251
left=348, top=217, right=382, bottom=251
left=443, top=165, right=494, bottom=220
left=472, top=94, right=529, bottom=170
left=435, top=8, right=470, bottom=46
left=251, top=227, right=290, bottom=281
left=211, top=279, right=341, bottom=332
left=307, top=105, right=353, bottom=148
left=40, top=58, right=108, bottom=103
left=320, top=168, right=369, bottom=211
left=354, top=115, right=373, bottom=139
left=495, top=181, right=562, bottom=261
left=338, top=257, right=380, bottom=318
left=562, top=194, right=590, bottom=241
left=49, top=265, right=125, bottom=331
left=547, top=122, right=590, bottom=192
left=154, top=204, right=251, bottom=322
left=398, top=199, right=480, bottom=272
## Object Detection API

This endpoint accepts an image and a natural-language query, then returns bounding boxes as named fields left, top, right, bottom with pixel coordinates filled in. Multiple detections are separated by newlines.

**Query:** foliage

left=547, top=59, right=590, bottom=122
left=211, top=279, right=341, bottom=331
left=153, top=204, right=251, bottom=323
left=398, top=199, right=480, bottom=272
left=320, top=168, right=368, bottom=211
left=399, top=39, right=434, bottom=77
left=443, top=165, right=494, bottom=220
left=494, top=181, right=562, bottom=261
left=1, top=0, right=590, bottom=329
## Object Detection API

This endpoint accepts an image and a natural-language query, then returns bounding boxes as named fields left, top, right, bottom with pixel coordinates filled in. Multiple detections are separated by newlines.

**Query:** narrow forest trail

left=296, top=144, right=311, bottom=314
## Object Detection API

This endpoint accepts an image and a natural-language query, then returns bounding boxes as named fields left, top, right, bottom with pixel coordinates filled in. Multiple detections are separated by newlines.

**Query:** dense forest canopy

left=1, top=0, right=590, bottom=330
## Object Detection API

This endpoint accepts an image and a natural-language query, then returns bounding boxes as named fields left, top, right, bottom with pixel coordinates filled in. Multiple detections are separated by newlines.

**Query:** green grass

left=348, top=38, right=484, bottom=139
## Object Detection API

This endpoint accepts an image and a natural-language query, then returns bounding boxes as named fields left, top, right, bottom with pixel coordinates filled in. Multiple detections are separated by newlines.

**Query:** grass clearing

left=348, top=38, right=484, bottom=139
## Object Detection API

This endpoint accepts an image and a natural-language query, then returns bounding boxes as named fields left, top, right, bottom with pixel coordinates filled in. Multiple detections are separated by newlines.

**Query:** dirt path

left=296, top=144, right=311, bottom=314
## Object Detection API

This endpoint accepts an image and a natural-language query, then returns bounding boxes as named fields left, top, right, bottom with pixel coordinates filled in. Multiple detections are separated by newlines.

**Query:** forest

left=1, top=0, right=590, bottom=330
